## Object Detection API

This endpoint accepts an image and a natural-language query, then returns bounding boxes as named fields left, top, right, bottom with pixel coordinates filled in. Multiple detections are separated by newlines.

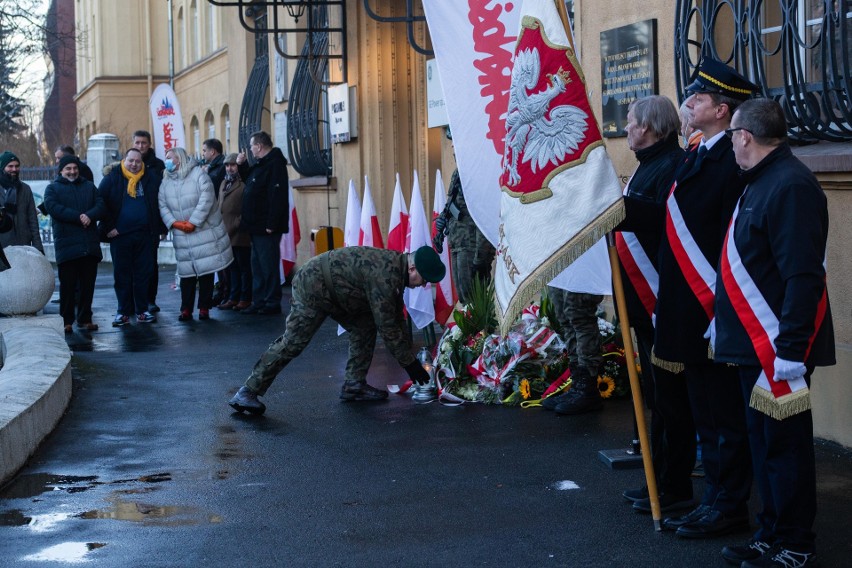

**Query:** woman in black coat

left=44, top=156, right=106, bottom=332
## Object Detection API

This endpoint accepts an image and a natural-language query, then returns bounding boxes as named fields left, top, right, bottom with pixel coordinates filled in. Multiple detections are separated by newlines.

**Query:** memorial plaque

left=600, top=20, right=658, bottom=138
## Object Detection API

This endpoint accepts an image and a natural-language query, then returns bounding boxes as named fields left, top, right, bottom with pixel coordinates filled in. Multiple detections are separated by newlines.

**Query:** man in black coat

left=714, top=99, right=833, bottom=568
left=133, top=129, right=166, bottom=313
left=236, top=130, right=289, bottom=315
left=647, top=59, right=758, bottom=538
left=614, top=95, right=695, bottom=515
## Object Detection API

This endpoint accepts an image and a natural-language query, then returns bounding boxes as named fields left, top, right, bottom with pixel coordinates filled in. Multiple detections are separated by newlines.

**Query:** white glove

left=703, top=318, right=716, bottom=350
left=773, top=356, right=806, bottom=382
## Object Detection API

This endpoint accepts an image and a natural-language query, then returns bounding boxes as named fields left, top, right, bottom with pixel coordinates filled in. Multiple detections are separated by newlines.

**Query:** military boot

left=554, top=368, right=602, bottom=415
left=228, top=386, right=266, bottom=415
left=340, top=380, right=389, bottom=402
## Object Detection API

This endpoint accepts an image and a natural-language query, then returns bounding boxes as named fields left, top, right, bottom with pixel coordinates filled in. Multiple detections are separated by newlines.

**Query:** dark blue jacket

left=44, top=176, right=106, bottom=264
left=97, top=165, right=166, bottom=237
left=238, top=147, right=289, bottom=235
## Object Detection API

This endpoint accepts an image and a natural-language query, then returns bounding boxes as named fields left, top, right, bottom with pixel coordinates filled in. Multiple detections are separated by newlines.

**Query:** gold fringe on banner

left=496, top=200, right=625, bottom=335
left=749, top=385, right=812, bottom=421
left=651, top=351, right=685, bottom=374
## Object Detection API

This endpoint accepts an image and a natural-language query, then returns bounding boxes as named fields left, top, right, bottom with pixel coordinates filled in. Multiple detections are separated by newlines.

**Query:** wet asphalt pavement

left=1, top=267, right=851, bottom=567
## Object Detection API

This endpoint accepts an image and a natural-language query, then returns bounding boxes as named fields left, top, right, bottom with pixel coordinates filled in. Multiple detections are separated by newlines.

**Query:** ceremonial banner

left=496, top=0, right=623, bottom=330
left=404, top=171, right=436, bottom=329
left=387, top=174, right=410, bottom=253
left=358, top=176, right=384, bottom=248
left=422, top=0, right=616, bottom=331
left=279, top=184, right=301, bottom=280
left=432, top=169, right=456, bottom=325
left=149, top=83, right=186, bottom=161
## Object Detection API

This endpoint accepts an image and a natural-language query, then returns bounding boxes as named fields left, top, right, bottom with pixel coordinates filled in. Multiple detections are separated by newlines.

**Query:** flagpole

left=606, top=232, right=661, bottom=530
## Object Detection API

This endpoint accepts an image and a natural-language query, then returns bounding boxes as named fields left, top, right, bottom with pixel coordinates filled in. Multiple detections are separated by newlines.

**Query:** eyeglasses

left=724, top=127, right=752, bottom=139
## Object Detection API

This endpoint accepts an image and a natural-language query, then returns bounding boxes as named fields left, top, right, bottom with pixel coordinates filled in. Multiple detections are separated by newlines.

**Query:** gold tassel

left=497, top=201, right=625, bottom=335
left=749, top=385, right=812, bottom=421
left=651, top=353, right=685, bottom=374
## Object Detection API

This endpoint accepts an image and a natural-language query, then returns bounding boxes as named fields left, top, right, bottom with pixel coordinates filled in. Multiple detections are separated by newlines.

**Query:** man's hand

left=404, top=360, right=430, bottom=385
left=79, top=213, right=91, bottom=228
left=236, top=151, right=247, bottom=165
left=703, top=318, right=716, bottom=350
left=773, top=356, right=806, bottom=382
left=107, top=229, right=119, bottom=239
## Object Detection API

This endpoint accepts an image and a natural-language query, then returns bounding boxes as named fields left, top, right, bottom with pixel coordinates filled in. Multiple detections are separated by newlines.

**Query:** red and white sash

left=665, top=181, right=717, bottom=320
left=720, top=199, right=827, bottom=419
left=615, top=231, right=658, bottom=324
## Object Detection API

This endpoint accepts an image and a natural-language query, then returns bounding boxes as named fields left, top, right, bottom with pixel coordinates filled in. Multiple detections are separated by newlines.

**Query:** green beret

left=413, top=246, right=446, bottom=283
left=0, top=151, right=19, bottom=170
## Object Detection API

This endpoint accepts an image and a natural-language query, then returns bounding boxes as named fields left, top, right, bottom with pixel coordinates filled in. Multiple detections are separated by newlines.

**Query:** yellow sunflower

left=597, top=375, right=616, bottom=399
left=519, top=379, right=531, bottom=399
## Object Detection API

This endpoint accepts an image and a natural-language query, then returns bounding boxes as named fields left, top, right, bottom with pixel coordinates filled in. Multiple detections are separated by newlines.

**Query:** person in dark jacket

left=98, top=148, right=165, bottom=326
left=235, top=130, right=289, bottom=315
left=44, top=156, right=106, bottom=332
left=201, top=138, right=228, bottom=303
left=714, top=99, right=833, bottom=568
left=613, top=95, right=695, bottom=515
left=0, top=151, right=44, bottom=253
left=133, top=129, right=166, bottom=313
left=54, top=145, right=94, bottom=182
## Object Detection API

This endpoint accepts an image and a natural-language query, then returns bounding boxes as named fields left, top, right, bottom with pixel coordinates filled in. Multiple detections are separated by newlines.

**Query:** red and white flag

left=404, top=171, right=435, bottom=329
left=432, top=169, right=456, bottom=325
left=387, top=173, right=409, bottom=253
left=359, top=175, right=384, bottom=248
left=343, top=179, right=361, bottom=247
left=279, top=183, right=301, bottom=281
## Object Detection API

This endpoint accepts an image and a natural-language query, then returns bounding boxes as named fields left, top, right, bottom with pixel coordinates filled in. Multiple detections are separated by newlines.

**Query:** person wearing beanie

left=44, top=155, right=106, bottom=333
left=0, top=151, right=44, bottom=253
left=229, top=245, right=446, bottom=415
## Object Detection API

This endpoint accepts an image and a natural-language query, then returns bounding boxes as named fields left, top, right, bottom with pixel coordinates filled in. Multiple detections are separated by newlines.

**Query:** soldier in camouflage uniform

left=229, top=246, right=446, bottom=414
left=445, top=169, right=496, bottom=304
left=542, top=287, right=604, bottom=415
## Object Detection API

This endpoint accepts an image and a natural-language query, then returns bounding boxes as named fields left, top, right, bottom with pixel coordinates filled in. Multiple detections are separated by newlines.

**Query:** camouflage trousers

left=449, top=220, right=496, bottom=305
left=245, top=261, right=378, bottom=396
left=548, top=288, right=604, bottom=376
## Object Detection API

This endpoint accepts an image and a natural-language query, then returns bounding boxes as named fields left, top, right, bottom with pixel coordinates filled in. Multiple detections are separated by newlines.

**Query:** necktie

left=690, top=144, right=708, bottom=176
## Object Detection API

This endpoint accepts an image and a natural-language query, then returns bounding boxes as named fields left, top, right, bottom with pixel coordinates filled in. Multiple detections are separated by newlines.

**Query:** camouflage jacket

left=301, top=247, right=414, bottom=366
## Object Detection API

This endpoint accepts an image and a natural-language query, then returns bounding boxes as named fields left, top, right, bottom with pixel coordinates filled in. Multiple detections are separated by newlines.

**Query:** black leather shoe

left=541, top=391, right=572, bottom=411
left=632, top=493, right=693, bottom=514
left=661, top=504, right=711, bottom=531
left=622, top=486, right=648, bottom=502
left=721, top=539, right=772, bottom=565
left=240, top=304, right=261, bottom=315
left=676, top=509, right=750, bottom=539
left=554, top=394, right=602, bottom=415
left=340, top=381, right=388, bottom=402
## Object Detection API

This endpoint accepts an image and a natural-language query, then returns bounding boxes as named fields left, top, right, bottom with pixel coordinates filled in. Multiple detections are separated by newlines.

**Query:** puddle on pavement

left=77, top=493, right=222, bottom=526
left=22, top=542, right=106, bottom=563
left=0, top=474, right=100, bottom=499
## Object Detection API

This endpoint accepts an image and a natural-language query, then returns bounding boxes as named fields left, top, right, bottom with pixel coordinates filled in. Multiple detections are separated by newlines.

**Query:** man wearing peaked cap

left=622, top=57, right=758, bottom=539
left=229, top=245, right=446, bottom=415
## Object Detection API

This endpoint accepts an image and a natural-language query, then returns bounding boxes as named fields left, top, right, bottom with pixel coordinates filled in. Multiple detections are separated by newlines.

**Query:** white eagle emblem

left=503, top=47, right=589, bottom=188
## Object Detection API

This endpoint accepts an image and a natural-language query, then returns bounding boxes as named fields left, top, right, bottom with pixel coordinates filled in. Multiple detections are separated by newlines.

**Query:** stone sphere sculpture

left=0, top=246, right=55, bottom=315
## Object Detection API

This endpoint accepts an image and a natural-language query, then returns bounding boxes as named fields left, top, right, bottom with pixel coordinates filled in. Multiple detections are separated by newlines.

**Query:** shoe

left=340, top=381, right=389, bottom=402
left=178, top=310, right=193, bottom=322
left=148, top=303, right=161, bottom=313
left=240, top=304, right=261, bottom=314
left=541, top=390, right=572, bottom=411
left=632, top=493, right=693, bottom=514
left=553, top=368, right=603, bottom=415
left=257, top=305, right=282, bottom=315
left=622, top=486, right=648, bottom=502
left=692, top=460, right=705, bottom=477
left=662, top=504, right=711, bottom=531
left=77, top=322, right=99, bottom=331
left=233, top=301, right=252, bottom=311
left=199, top=309, right=210, bottom=320
left=64, top=324, right=73, bottom=334
left=112, top=314, right=130, bottom=327
left=675, top=509, right=750, bottom=539
left=228, top=386, right=266, bottom=415
left=218, top=300, right=237, bottom=310
left=137, top=312, right=157, bottom=323
left=722, top=539, right=772, bottom=565
left=741, top=545, right=817, bottom=568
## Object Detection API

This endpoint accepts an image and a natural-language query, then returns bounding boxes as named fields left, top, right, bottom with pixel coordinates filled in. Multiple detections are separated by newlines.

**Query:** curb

left=0, top=315, right=72, bottom=486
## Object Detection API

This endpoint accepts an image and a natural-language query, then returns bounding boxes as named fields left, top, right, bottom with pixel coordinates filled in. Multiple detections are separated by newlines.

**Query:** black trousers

left=147, top=234, right=161, bottom=305
left=684, top=361, right=751, bottom=515
left=180, top=273, right=215, bottom=312
left=635, top=322, right=696, bottom=498
left=739, top=365, right=816, bottom=553
left=58, top=255, right=99, bottom=326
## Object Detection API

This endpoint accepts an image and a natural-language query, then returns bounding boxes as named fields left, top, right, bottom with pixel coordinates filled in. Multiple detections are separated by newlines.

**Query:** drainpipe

left=168, top=0, right=175, bottom=88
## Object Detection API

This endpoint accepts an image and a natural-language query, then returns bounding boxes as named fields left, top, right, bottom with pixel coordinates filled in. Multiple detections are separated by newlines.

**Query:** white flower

left=450, top=326, right=462, bottom=340
left=541, top=316, right=550, bottom=328
left=441, top=341, right=453, bottom=354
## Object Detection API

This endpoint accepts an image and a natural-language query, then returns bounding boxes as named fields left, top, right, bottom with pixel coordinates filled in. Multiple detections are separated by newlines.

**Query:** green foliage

left=453, top=275, right=496, bottom=336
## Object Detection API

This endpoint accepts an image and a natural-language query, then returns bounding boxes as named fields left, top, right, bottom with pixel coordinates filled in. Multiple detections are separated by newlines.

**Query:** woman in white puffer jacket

left=159, top=147, right=233, bottom=321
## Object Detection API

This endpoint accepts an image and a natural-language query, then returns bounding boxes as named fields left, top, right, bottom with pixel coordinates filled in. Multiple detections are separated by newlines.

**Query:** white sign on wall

left=274, top=112, right=290, bottom=163
left=426, top=59, right=449, bottom=128
left=328, top=83, right=357, bottom=143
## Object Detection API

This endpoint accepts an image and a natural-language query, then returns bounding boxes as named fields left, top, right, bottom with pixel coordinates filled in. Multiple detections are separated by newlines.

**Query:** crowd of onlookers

left=0, top=128, right=290, bottom=331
